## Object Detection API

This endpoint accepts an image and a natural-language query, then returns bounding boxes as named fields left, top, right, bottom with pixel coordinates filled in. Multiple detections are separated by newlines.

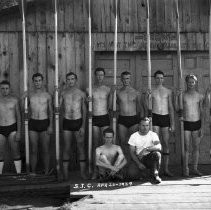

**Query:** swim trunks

left=152, top=113, right=170, bottom=128
left=92, top=114, right=110, bottom=127
left=0, top=123, right=17, bottom=138
left=118, top=115, right=140, bottom=128
left=63, top=118, right=82, bottom=131
left=29, top=119, right=50, bottom=132
left=184, top=120, right=201, bottom=131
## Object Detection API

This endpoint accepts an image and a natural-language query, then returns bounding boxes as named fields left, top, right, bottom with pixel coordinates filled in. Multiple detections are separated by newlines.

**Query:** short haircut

left=139, top=117, right=151, bottom=124
left=185, top=74, right=197, bottom=83
left=103, top=127, right=114, bottom=136
left=95, top=67, right=105, bottom=75
left=0, top=80, right=10, bottom=86
left=66, top=72, right=77, bottom=80
left=121, top=71, right=131, bottom=77
left=154, top=70, right=164, bottom=78
left=32, top=73, right=44, bottom=81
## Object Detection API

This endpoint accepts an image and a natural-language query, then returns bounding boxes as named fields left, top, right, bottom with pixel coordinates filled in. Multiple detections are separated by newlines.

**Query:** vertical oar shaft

left=209, top=1, right=211, bottom=157
left=22, top=0, right=29, bottom=173
left=88, top=0, right=92, bottom=175
left=175, top=0, right=185, bottom=175
left=113, top=0, right=118, bottom=143
left=54, top=0, right=60, bottom=178
left=146, top=0, right=152, bottom=129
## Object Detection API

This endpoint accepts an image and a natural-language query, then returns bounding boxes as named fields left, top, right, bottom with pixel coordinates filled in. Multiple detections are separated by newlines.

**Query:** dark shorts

left=118, top=115, right=140, bottom=128
left=63, top=118, right=82, bottom=131
left=29, top=119, right=50, bottom=132
left=184, top=120, right=201, bottom=131
left=0, top=123, right=17, bottom=138
left=152, top=113, right=170, bottom=128
left=92, top=114, right=110, bottom=127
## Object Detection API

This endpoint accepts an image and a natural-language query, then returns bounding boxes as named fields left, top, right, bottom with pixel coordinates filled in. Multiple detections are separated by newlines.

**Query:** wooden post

left=209, top=0, right=211, bottom=158
left=175, top=0, right=185, bottom=175
left=54, top=0, right=61, bottom=179
left=113, top=0, right=118, bottom=143
left=19, top=0, right=29, bottom=173
left=146, top=0, right=152, bottom=129
left=88, top=0, right=93, bottom=175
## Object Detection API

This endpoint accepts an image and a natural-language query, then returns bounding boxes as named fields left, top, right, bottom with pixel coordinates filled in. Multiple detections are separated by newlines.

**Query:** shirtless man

left=60, top=72, right=87, bottom=180
left=0, top=81, right=21, bottom=174
left=27, top=73, right=53, bottom=175
left=205, top=84, right=211, bottom=158
left=149, top=70, right=175, bottom=176
left=176, top=75, right=204, bottom=176
left=117, top=71, right=145, bottom=159
left=88, top=67, right=112, bottom=179
left=96, top=127, right=127, bottom=181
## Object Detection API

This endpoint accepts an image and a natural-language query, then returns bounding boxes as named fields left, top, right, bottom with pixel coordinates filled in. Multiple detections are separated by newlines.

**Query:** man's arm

left=114, top=146, right=127, bottom=170
left=168, top=90, right=175, bottom=131
left=129, top=145, right=146, bottom=170
left=80, top=92, right=87, bottom=133
left=15, top=99, right=21, bottom=141
left=199, top=94, right=205, bottom=136
left=48, top=94, right=53, bottom=134
left=146, top=140, right=162, bottom=152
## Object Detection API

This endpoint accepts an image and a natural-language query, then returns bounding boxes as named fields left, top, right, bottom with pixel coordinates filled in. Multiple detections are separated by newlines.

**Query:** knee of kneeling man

left=152, top=151, right=161, bottom=159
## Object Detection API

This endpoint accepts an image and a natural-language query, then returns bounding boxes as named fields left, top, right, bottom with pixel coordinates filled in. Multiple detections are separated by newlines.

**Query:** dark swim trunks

left=0, top=123, right=17, bottom=138
left=118, top=115, right=140, bottom=128
left=152, top=113, right=170, bottom=128
left=92, top=114, right=110, bottom=127
left=184, top=120, right=201, bottom=131
left=29, top=119, right=50, bottom=132
left=63, top=118, right=82, bottom=131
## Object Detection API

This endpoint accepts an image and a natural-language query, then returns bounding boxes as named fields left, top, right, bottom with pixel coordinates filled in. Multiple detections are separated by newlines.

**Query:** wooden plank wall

left=0, top=0, right=209, bottom=33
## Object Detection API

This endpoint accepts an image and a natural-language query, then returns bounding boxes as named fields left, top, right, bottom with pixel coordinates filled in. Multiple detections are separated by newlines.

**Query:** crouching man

left=128, top=117, right=162, bottom=184
left=96, top=127, right=127, bottom=181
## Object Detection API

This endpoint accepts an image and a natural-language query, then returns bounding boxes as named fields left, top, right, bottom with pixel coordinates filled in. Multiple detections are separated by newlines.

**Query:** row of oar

left=18, top=0, right=211, bottom=179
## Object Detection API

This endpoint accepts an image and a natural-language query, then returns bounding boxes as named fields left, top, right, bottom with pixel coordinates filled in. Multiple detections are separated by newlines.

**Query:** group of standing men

left=0, top=67, right=207, bottom=181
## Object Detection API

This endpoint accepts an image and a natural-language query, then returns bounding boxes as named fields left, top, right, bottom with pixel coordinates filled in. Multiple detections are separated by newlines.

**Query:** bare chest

left=64, top=93, right=82, bottom=104
left=152, top=90, right=168, bottom=101
left=93, top=88, right=109, bottom=100
left=118, top=91, right=137, bottom=102
left=184, top=95, right=200, bottom=106
left=30, top=95, right=48, bottom=106
left=0, top=100, right=15, bottom=111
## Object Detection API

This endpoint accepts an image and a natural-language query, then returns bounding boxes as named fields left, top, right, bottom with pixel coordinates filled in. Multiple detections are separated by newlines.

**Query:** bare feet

left=183, top=168, right=189, bottom=177
left=91, top=172, right=98, bottom=180
left=163, top=170, right=174, bottom=177
left=81, top=172, right=89, bottom=180
left=192, top=169, right=203, bottom=176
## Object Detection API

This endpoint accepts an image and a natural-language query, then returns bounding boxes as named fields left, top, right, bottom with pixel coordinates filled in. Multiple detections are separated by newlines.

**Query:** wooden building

left=0, top=0, right=210, bottom=171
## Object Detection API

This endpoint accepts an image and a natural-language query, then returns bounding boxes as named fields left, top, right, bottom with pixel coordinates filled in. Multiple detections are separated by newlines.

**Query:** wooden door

left=95, top=52, right=136, bottom=88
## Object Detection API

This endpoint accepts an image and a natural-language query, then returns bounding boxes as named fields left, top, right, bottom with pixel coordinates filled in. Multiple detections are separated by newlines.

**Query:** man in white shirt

left=128, top=117, right=162, bottom=183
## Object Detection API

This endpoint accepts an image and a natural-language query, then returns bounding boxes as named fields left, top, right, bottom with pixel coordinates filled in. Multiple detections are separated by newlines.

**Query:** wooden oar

left=19, top=0, right=29, bottom=173
left=54, top=0, right=61, bottom=179
left=88, top=0, right=93, bottom=175
left=146, top=0, right=152, bottom=129
left=113, top=0, right=118, bottom=143
left=209, top=0, right=211, bottom=158
left=175, top=0, right=185, bottom=175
